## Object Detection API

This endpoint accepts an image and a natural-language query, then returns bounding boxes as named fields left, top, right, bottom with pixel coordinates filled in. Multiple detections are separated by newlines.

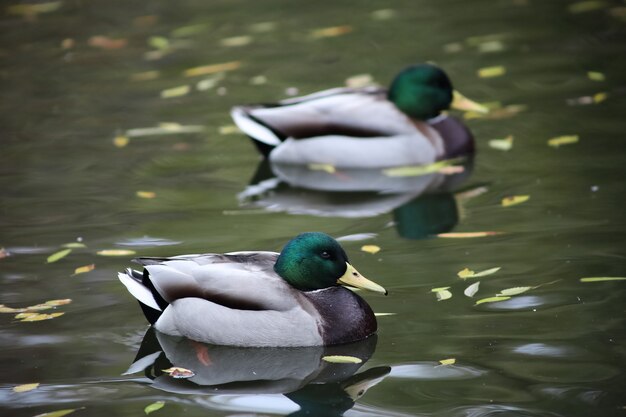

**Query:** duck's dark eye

left=320, top=251, right=331, bottom=259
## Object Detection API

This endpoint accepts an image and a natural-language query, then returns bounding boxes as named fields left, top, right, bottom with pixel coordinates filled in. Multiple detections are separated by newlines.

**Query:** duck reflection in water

left=125, top=328, right=390, bottom=416
left=239, top=157, right=477, bottom=239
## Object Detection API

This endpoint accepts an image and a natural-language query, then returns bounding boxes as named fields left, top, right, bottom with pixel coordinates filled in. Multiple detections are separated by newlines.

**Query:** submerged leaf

left=438, top=358, right=456, bottom=366
left=361, top=245, right=380, bottom=254
left=464, top=281, right=480, bottom=297
left=162, top=366, right=195, bottom=378
left=322, top=355, right=362, bottom=364
left=475, top=296, right=510, bottom=305
left=489, top=135, right=514, bottom=151
left=13, top=383, right=39, bottom=393
left=97, top=249, right=136, bottom=257
left=478, top=66, right=506, bottom=78
left=497, top=286, right=532, bottom=296
left=144, top=401, right=165, bottom=415
left=548, top=135, right=579, bottom=148
left=73, top=264, right=95, bottom=275
left=502, top=195, right=530, bottom=207
left=47, top=249, right=72, bottom=263
left=580, top=277, right=626, bottom=282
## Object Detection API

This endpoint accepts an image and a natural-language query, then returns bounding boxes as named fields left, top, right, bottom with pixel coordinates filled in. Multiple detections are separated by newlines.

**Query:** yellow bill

left=338, top=263, right=387, bottom=295
left=452, top=90, right=490, bottom=114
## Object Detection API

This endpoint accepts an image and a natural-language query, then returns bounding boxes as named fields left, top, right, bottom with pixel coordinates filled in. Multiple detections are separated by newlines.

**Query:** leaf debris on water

left=97, top=249, right=136, bottom=257
left=13, top=383, right=40, bottom=393
left=130, top=71, right=160, bottom=82
left=478, top=66, right=506, bottom=78
left=19, top=312, right=65, bottom=322
left=383, top=159, right=459, bottom=177
left=144, top=401, right=165, bottom=415
left=162, top=366, right=195, bottom=379
left=458, top=267, right=501, bottom=279
left=322, top=355, right=362, bottom=364
left=431, top=287, right=452, bottom=301
left=160, top=85, right=191, bottom=99
left=464, top=281, right=480, bottom=297
left=345, top=74, right=375, bottom=88
left=438, top=358, right=456, bottom=366
left=496, top=286, right=532, bottom=296
left=47, top=249, right=72, bottom=264
left=125, top=124, right=205, bottom=138
left=73, top=264, right=95, bottom=276
left=136, top=191, right=157, bottom=199
left=548, top=135, right=579, bottom=148
left=113, top=135, right=129, bottom=148
left=587, top=71, right=606, bottom=81
left=33, top=408, right=84, bottom=417
left=371, top=9, right=396, bottom=20
left=489, top=135, right=514, bottom=151
left=475, top=296, right=511, bottom=305
left=361, top=245, right=380, bottom=254
left=88, top=36, right=128, bottom=50
left=580, top=277, right=626, bottom=282
left=220, top=36, right=252, bottom=47
left=183, top=61, right=241, bottom=77
left=502, top=195, right=530, bottom=207
left=218, top=125, right=240, bottom=135
left=310, top=25, right=353, bottom=39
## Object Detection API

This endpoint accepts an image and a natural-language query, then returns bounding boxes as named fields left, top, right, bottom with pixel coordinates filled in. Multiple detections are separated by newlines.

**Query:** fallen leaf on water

left=458, top=267, right=501, bottom=279
left=160, top=85, right=190, bottom=99
left=548, top=135, right=579, bottom=148
left=568, top=0, right=608, bottom=13
left=62, top=242, right=86, bottom=249
left=371, top=9, right=396, bottom=20
left=432, top=287, right=452, bottom=301
left=44, top=299, right=72, bottom=307
left=126, top=124, right=205, bottom=138
left=322, top=355, right=362, bottom=364
left=374, top=312, right=396, bottom=317
left=136, top=191, right=156, bottom=199
left=478, top=40, right=505, bottom=53
left=47, top=249, right=72, bottom=264
left=438, top=232, right=502, bottom=238
left=148, top=36, right=170, bottom=51
left=361, top=245, right=380, bottom=254
left=97, top=249, right=136, bottom=256
left=13, top=383, right=39, bottom=393
left=130, top=71, right=160, bottom=82
left=183, top=61, right=241, bottom=77
left=113, top=135, right=129, bottom=148
left=197, top=75, right=223, bottom=91
left=20, top=312, right=64, bottom=322
left=220, top=36, right=252, bottom=47
left=0, top=305, right=24, bottom=313
left=489, top=135, right=514, bottom=151
left=502, top=195, right=530, bottom=207
left=162, top=366, right=195, bottom=378
left=218, top=125, right=240, bottom=135
left=478, top=66, right=506, bottom=78
left=308, top=163, right=336, bottom=174
left=567, top=93, right=608, bottom=106
left=464, top=104, right=527, bottom=120
left=593, top=92, right=608, bottom=103
left=345, top=74, right=375, bottom=88
left=88, top=36, right=128, bottom=50
left=580, top=277, right=626, bottom=282
left=464, top=281, right=480, bottom=297
left=144, top=401, right=165, bottom=415
left=383, top=159, right=458, bottom=177
left=438, top=358, right=456, bottom=366
left=310, top=25, right=353, bottom=39
left=497, top=286, right=532, bottom=296
left=7, top=2, right=62, bottom=17
left=33, top=408, right=83, bottom=417
left=249, top=22, right=277, bottom=33
left=587, top=71, right=606, bottom=81
left=249, top=75, right=268, bottom=85
left=475, top=296, right=510, bottom=305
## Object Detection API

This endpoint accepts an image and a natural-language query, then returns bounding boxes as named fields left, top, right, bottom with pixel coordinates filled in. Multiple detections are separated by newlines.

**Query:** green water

left=1, top=0, right=625, bottom=416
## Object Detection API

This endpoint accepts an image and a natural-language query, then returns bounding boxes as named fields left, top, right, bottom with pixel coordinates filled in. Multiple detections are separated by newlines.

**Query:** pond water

left=1, top=0, right=625, bottom=416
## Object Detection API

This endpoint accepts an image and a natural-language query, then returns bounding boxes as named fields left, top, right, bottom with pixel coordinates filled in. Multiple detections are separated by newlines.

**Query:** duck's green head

left=387, top=64, right=454, bottom=120
left=274, top=232, right=387, bottom=294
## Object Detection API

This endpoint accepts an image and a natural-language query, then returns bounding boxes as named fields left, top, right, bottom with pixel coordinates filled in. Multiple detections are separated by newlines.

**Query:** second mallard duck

left=118, top=232, right=387, bottom=347
left=231, top=63, right=486, bottom=169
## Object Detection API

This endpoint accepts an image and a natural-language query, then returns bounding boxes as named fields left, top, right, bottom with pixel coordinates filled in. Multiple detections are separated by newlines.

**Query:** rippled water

left=1, top=0, right=625, bottom=416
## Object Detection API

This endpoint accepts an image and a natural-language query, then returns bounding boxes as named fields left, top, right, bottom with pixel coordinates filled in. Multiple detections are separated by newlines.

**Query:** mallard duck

left=231, top=64, right=486, bottom=169
left=118, top=232, right=387, bottom=347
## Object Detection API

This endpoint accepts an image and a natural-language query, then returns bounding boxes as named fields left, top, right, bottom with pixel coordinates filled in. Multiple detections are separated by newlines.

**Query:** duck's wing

left=119, top=251, right=300, bottom=314
left=231, top=87, right=419, bottom=150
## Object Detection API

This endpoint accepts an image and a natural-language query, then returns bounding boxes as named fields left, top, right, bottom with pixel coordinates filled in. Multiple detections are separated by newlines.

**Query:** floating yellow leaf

left=580, top=277, right=626, bottom=282
left=62, top=242, right=86, bottom=249
left=148, top=36, right=170, bottom=51
left=113, top=135, right=129, bottom=148
left=218, top=125, right=240, bottom=135
left=361, top=245, right=381, bottom=254
left=44, top=299, right=72, bottom=307
left=97, top=249, right=136, bottom=256
left=478, top=66, right=506, bottom=78
left=13, top=383, right=40, bottom=393
left=144, top=401, right=165, bottom=415
left=73, top=264, right=95, bottom=276
left=311, top=25, right=353, bottom=39
left=130, top=71, right=160, bottom=82
left=458, top=267, right=501, bottom=279
left=475, top=296, right=510, bottom=305
left=15, top=312, right=37, bottom=319
left=126, top=124, right=205, bottom=138
left=250, top=75, right=268, bottom=85
left=0, top=305, right=23, bottom=313
left=220, top=36, right=252, bottom=47
left=568, top=0, right=608, bottom=13
left=345, top=74, right=374, bottom=88
left=464, top=281, right=480, bottom=297
left=20, top=312, right=64, bottom=322
left=308, top=163, right=336, bottom=174
left=136, top=191, right=156, bottom=199
left=436, top=290, right=452, bottom=301
left=183, top=61, right=241, bottom=77
left=160, top=85, right=190, bottom=99
left=33, top=408, right=83, bottom=417
left=593, top=92, right=608, bottom=103
left=383, top=159, right=458, bottom=177
left=548, top=135, right=579, bottom=148
left=452, top=90, right=490, bottom=113
left=587, top=71, right=606, bottom=81
left=197, top=75, right=223, bottom=91
left=431, top=287, right=451, bottom=292
left=374, top=312, right=396, bottom=317
left=438, top=358, right=456, bottom=366
left=438, top=231, right=502, bottom=238
left=497, top=286, right=532, bottom=296
left=502, top=195, right=530, bottom=207
left=47, top=249, right=72, bottom=264
left=489, top=135, right=514, bottom=151
left=322, top=355, right=362, bottom=364
left=162, top=366, right=195, bottom=378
